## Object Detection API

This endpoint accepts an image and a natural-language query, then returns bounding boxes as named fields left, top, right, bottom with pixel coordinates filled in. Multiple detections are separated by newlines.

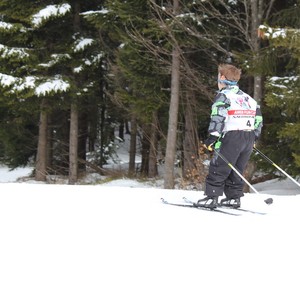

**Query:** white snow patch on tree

left=32, top=3, right=71, bottom=27
left=39, top=53, right=71, bottom=68
left=0, top=73, right=70, bottom=96
left=0, top=44, right=29, bottom=59
left=259, top=25, right=287, bottom=39
left=73, top=66, right=83, bottom=73
left=35, top=77, right=70, bottom=96
left=0, top=21, right=13, bottom=30
left=0, top=73, right=16, bottom=87
left=0, top=74, right=35, bottom=92
left=81, top=9, right=109, bottom=16
left=73, top=38, right=94, bottom=52
left=15, top=76, right=36, bottom=91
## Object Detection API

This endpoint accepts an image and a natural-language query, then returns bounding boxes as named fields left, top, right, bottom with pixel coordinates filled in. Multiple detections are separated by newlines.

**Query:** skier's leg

left=224, top=132, right=255, bottom=199
left=205, top=154, right=231, bottom=197
left=205, top=131, right=241, bottom=197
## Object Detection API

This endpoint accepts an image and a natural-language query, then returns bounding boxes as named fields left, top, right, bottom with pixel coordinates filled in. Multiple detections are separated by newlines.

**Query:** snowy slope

left=0, top=167, right=300, bottom=300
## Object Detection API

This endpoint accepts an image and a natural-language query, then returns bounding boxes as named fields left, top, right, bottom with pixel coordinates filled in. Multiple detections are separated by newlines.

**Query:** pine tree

left=0, top=1, right=112, bottom=182
left=0, top=1, right=71, bottom=170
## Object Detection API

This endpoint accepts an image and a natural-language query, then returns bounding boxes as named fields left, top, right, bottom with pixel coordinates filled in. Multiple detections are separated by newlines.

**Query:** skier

left=199, top=63, right=263, bottom=209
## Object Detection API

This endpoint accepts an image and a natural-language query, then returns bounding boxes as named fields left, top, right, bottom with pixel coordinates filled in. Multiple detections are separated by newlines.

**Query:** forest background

left=0, top=0, right=299, bottom=188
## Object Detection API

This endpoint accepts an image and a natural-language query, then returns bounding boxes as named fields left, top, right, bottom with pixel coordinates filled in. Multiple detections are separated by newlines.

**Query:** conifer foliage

left=259, top=2, right=300, bottom=174
left=0, top=1, right=113, bottom=182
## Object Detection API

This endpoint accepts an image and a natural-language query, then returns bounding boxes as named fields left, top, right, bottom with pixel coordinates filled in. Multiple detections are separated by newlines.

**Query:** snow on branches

left=0, top=44, right=29, bottom=60
left=0, top=73, right=70, bottom=97
left=31, top=3, right=71, bottom=28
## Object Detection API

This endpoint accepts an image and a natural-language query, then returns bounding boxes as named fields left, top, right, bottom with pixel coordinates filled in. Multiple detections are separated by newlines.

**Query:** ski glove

left=204, top=135, right=218, bottom=151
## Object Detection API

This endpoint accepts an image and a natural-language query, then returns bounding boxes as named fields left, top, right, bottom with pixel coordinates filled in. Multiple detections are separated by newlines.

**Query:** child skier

left=199, top=63, right=263, bottom=209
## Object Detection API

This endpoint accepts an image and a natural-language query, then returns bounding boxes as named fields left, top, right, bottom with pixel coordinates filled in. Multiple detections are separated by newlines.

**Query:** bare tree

left=191, top=0, right=276, bottom=101
left=163, top=0, right=181, bottom=189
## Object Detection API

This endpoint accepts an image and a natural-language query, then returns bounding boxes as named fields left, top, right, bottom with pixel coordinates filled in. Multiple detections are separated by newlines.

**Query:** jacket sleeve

left=207, top=93, right=230, bottom=137
left=254, top=105, right=263, bottom=140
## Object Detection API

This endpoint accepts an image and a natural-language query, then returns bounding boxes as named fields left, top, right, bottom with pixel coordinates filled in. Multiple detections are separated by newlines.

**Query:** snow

left=1, top=164, right=300, bottom=300
left=73, top=66, right=83, bottom=73
left=0, top=166, right=33, bottom=183
left=15, top=76, right=36, bottom=92
left=0, top=73, right=35, bottom=92
left=0, top=73, right=16, bottom=87
left=259, top=25, right=290, bottom=39
left=0, top=21, right=13, bottom=30
left=32, top=4, right=71, bottom=27
left=81, top=9, right=110, bottom=16
left=35, top=76, right=70, bottom=96
left=0, top=44, right=29, bottom=59
left=0, top=73, right=70, bottom=96
left=0, top=74, right=35, bottom=92
left=73, top=38, right=94, bottom=53
left=39, top=54, right=71, bottom=68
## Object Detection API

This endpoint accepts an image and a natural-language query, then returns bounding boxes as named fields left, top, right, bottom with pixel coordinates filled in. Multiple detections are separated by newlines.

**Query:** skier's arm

left=207, top=93, right=229, bottom=137
left=254, top=105, right=263, bottom=140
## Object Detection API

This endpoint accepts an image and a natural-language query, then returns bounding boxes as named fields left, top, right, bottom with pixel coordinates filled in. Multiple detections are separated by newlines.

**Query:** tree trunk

left=148, top=111, right=158, bottom=178
left=183, top=92, right=198, bottom=178
left=164, top=45, right=180, bottom=188
left=251, top=0, right=264, bottom=104
left=78, top=112, right=87, bottom=172
left=163, top=0, right=180, bottom=189
left=46, top=114, right=53, bottom=173
left=128, top=116, right=137, bottom=176
left=69, top=102, right=79, bottom=184
left=244, top=0, right=266, bottom=188
left=68, top=0, right=81, bottom=184
left=35, top=99, right=48, bottom=181
left=141, top=125, right=150, bottom=176
left=119, top=121, right=125, bottom=141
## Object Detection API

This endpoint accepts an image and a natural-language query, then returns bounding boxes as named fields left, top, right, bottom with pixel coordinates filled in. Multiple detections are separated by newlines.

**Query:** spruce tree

left=0, top=1, right=71, bottom=169
left=0, top=1, right=112, bottom=182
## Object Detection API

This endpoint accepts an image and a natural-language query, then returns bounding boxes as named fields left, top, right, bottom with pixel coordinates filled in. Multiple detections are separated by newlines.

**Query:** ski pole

left=214, top=150, right=273, bottom=205
left=253, top=146, right=300, bottom=188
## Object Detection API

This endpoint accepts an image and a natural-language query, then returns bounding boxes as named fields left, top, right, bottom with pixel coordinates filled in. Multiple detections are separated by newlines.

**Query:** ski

left=221, top=207, right=266, bottom=215
left=161, top=198, right=241, bottom=216
left=217, top=198, right=267, bottom=215
left=161, top=198, right=197, bottom=208
left=183, top=197, right=266, bottom=215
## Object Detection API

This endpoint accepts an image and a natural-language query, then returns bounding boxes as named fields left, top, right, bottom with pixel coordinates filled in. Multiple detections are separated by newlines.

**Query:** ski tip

left=161, top=198, right=167, bottom=204
left=264, top=198, right=273, bottom=205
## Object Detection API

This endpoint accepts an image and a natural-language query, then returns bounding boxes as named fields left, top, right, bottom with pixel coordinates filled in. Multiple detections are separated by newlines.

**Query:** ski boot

left=220, top=197, right=241, bottom=209
left=196, top=196, right=218, bottom=209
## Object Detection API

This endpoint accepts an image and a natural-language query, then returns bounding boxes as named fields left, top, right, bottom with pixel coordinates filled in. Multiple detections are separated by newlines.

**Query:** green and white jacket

left=208, top=85, right=263, bottom=139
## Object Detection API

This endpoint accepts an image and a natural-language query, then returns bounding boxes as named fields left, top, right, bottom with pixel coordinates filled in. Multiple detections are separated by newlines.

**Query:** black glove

left=204, top=135, right=218, bottom=151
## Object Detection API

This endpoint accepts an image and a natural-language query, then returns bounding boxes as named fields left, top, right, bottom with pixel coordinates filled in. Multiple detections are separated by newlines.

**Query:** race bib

left=222, top=91, right=257, bottom=132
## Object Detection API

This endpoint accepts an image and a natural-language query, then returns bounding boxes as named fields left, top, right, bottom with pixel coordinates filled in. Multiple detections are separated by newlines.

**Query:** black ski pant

left=205, top=130, right=256, bottom=199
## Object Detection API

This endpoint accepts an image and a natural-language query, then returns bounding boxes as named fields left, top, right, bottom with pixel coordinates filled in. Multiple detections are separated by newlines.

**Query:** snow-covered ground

left=1, top=166, right=300, bottom=300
